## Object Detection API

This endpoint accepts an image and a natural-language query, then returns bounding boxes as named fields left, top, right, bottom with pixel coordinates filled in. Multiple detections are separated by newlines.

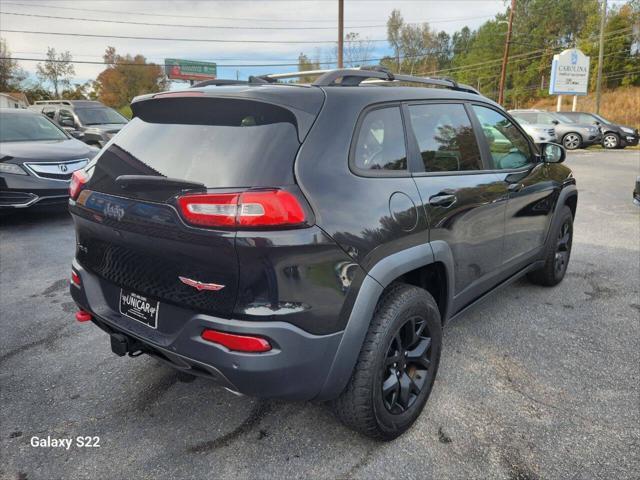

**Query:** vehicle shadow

left=0, top=207, right=72, bottom=229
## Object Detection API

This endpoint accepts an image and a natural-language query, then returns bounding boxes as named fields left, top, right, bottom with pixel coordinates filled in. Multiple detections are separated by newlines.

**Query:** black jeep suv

left=69, top=68, right=577, bottom=440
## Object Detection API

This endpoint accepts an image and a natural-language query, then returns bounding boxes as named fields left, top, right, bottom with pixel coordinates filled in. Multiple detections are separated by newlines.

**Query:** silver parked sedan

left=510, top=109, right=602, bottom=150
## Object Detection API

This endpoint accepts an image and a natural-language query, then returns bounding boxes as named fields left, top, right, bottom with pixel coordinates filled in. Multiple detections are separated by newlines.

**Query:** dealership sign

left=549, top=49, right=590, bottom=96
left=164, top=58, right=217, bottom=81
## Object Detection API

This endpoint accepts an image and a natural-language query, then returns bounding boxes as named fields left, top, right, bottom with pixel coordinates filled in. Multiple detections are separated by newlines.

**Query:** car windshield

left=0, top=112, right=68, bottom=142
left=75, top=107, right=127, bottom=125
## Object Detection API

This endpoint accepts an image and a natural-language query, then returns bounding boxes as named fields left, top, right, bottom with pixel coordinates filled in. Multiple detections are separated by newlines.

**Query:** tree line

left=0, top=41, right=166, bottom=117
left=299, top=0, right=639, bottom=107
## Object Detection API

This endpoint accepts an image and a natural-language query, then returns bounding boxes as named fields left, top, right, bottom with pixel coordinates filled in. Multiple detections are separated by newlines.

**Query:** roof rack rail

left=191, top=79, right=248, bottom=87
left=33, top=100, right=73, bottom=105
left=186, top=67, right=479, bottom=95
left=311, top=67, right=479, bottom=94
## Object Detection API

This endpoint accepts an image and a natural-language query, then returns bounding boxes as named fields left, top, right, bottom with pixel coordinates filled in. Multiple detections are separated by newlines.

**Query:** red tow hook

left=75, top=310, right=92, bottom=322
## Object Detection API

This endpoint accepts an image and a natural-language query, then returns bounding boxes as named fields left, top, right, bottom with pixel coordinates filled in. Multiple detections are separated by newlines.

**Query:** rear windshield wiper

left=115, top=175, right=205, bottom=191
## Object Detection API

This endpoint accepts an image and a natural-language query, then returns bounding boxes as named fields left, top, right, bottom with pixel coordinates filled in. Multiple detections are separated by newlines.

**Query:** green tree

left=0, top=38, right=26, bottom=91
left=387, top=9, right=404, bottom=71
left=94, top=47, right=167, bottom=108
left=297, top=53, right=320, bottom=71
left=36, top=47, right=75, bottom=97
left=61, top=81, right=93, bottom=100
left=21, top=82, right=53, bottom=104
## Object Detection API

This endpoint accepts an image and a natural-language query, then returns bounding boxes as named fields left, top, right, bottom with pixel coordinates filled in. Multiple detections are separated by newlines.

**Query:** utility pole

left=338, top=0, right=344, bottom=68
left=595, top=0, right=607, bottom=114
left=498, top=0, right=516, bottom=106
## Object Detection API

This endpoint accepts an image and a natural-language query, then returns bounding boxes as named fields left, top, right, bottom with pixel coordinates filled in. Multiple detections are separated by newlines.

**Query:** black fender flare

left=316, top=242, right=455, bottom=400
left=544, top=182, right=577, bottom=248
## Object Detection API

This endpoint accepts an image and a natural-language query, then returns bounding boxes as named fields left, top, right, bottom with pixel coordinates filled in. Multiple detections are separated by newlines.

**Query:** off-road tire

left=331, top=283, right=442, bottom=440
left=527, top=205, right=573, bottom=286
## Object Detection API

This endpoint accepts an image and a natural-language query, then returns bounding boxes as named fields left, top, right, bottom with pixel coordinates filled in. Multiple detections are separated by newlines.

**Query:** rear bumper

left=70, top=262, right=343, bottom=400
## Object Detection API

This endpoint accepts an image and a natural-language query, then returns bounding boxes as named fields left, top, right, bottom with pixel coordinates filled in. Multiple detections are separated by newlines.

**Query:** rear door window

left=353, top=107, right=407, bottom=172
left=578, top=113, right=597, bottom=124
left=408, top=103, right=482, bottom=172
left=87, top=97, right=301, bottom=199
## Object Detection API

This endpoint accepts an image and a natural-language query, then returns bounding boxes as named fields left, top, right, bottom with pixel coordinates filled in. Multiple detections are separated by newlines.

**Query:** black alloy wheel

left=554, top=218, right=572, bottom=279
left=382, top=316, right=433, bottom=414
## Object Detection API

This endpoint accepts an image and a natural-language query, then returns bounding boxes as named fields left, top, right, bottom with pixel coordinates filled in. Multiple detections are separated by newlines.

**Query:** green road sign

left=164, top=58, right=217, bottom=81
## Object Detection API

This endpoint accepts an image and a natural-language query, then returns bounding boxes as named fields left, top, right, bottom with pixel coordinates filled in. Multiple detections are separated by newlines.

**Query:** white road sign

left=549, top=48, right=590, bottom=96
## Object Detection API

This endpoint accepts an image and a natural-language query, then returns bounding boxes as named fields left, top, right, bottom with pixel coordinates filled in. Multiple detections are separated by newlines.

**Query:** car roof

left=133, top=83, right=499, bottom=116
left=0, top=108, right=40, bottom=115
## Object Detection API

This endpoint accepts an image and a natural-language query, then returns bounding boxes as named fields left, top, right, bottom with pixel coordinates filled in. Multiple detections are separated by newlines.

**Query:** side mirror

left=60, top=118, right=75, bottom=128
left=551, top=120, right=560, bottom=125
left=69, top=130, right=85, bottom=139
left=595, top=121, right=601, bottom=126
left=540, top=142, right=566, bottom=163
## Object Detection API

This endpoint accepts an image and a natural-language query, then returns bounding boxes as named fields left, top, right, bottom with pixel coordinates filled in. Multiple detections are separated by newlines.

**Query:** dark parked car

left=29, top=100, right=128, bottom=147
left=68, top=68, right=577, bottom=439
left=561, top=111, right=639, bottom=149
left=634, top=177, right=640, bottom=206
left=510, top=109, right=601, bottom=150
left=0, top=109, right=98, bottom=209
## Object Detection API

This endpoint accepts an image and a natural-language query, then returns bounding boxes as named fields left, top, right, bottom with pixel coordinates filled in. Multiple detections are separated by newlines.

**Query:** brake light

left=177, top=190, right=306, bottom=228
left=71, top=270, right=81, bottom=286
left=201, top=329, right=272, bottom=353
left=75, top=310, right=92, bottom=322
left=69, top=170, right=88, bottom=200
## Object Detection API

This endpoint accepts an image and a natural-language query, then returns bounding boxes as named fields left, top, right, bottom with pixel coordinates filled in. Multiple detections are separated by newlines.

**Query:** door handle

left=507, top=183, right=524, bottom=193
left=429, top=193, right=457, bottom=207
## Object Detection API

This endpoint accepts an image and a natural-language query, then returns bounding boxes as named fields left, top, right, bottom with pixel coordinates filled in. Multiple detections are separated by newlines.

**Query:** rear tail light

left=71, top=270, right=81, bottom=286
left=75, top=310, right=92, bottom=322
left=201, top=329, right=272, bottom=353
left=69, top=170, right=89, bottom=200
left=177, top=190, right=307, bottom=228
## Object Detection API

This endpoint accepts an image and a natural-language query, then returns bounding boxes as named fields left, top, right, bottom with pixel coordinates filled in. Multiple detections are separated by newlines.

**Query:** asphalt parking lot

left=1, top=149, right=639, bottom=480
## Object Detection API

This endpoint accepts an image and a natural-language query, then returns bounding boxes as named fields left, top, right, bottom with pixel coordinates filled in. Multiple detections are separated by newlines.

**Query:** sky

left=0, top=0, right=511, bottom=88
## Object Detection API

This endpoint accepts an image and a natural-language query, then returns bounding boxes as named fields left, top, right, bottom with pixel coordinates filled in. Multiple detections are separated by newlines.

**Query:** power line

left=0, top=50, right=444, bottom=69
left=0, top=1, right=496, bottom=24
left=5, top=47, right=634, bottom=75
left=0, top=1, right=339, bottom=22
left=0, top=10, right=496, bottom=30
left=0, top=28, right=388, bottom=44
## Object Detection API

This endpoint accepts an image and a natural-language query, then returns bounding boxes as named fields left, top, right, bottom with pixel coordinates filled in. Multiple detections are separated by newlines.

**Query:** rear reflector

left=177, top=190, right=306, bottom=229
left=71, top=271, right=81, bottom=286
left=75, top=310, right=92, bottom=322
left=69, top=170, right=89, bottom=200
left=201, top=329, right=271, bottom=353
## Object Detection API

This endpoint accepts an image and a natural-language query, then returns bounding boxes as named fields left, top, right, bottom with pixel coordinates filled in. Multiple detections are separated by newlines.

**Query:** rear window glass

left=353, top=107, right=407, bottom=172
left=75, top=107, right=127, bottom=125
left=88, top=98, right=300, bottom=193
